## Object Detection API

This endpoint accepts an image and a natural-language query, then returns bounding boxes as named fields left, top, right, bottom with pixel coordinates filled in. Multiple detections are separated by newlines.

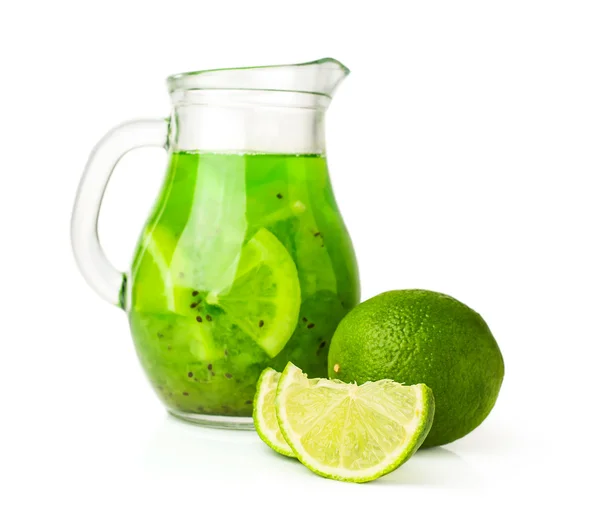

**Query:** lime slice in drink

left=134, top=227, right=300, bottom=360
left=253, top=368, right=295, bottom=457
left=276, top=363, right=435, bottom=483
left=206, top=228, right=301, bottom=358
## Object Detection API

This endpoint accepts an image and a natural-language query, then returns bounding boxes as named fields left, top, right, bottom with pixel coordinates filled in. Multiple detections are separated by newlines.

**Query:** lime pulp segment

left=212, top=228, right=301, bottom=358
left=140, top=227, right=301, bottom=359
left=253, top=368, right=295, bottom=457
left=275, top=363, right=435, bottom=483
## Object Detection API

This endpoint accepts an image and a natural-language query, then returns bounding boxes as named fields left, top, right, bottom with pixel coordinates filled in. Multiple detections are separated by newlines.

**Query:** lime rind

left=275, top=363, right=434, bottom=483
left=253, top=368, right=295, bottom=458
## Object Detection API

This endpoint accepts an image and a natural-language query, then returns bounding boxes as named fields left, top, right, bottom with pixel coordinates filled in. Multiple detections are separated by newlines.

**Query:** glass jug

left=71, top=58, right=360, bottom=428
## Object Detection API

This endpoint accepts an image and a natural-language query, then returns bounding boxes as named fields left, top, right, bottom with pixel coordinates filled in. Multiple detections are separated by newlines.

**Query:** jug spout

left=167, top=58, right=349, bottom=154
left=167, top=58, right=350, bottom=100
left=274, top=57, right=350, bottom=98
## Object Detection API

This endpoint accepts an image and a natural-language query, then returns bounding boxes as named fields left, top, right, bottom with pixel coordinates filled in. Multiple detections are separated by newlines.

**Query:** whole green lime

left=328, top=290, right=504, bottom=447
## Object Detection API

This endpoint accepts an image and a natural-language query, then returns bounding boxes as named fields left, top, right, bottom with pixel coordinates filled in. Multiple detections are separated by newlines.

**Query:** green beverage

left=128, top=152, right=359, bottom=418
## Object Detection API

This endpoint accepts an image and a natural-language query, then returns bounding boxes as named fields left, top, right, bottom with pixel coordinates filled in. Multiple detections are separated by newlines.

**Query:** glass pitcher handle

left=71, top=119, right=169, bottom=308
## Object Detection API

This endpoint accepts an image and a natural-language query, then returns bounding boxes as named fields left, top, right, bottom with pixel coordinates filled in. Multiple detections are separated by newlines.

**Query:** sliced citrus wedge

left=275, top=363, right=435, bottom=483
left=208, top=228, right=301, bottom=357
left=253, top=368, right=295, bottom=457
left=135, top=226, right=300, bottom=360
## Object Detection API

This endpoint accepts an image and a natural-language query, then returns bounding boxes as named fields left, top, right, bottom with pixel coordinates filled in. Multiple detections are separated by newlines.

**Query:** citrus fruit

left=276, top=362, right=434, bottom=483
left=205, top=228, right=301, bottom=357
left=253, top=368, right=295, bottom=457
left=328, top=289, right=504, bottom=447
left=136, top=227, right=301, bottom=359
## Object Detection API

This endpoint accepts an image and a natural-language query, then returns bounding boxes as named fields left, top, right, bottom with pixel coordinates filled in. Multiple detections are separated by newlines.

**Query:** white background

left=1, top=0, right=599, bottom=509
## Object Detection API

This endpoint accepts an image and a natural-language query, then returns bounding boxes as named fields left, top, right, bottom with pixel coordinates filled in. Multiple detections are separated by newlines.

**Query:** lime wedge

left=209, top=228, right=301, bottom=357
left=275, top=363, right=435, bottom=483
left=253, top=368, right=295, bottom=457
left=134, top=227, right=300, bottom=360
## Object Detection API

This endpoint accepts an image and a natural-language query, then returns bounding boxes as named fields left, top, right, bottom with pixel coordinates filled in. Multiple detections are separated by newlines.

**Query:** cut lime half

left=253, top=368, right=295, bottom=457
left=276, top=363, right=434, bottom=483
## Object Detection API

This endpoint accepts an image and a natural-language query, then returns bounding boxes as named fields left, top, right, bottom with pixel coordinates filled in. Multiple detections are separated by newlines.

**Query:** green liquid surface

left=129, top=152, right=359, bottom=416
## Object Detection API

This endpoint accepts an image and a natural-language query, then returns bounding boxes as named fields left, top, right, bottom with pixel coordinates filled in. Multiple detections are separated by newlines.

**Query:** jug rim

left=167, top=58, right=350, bottom=99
